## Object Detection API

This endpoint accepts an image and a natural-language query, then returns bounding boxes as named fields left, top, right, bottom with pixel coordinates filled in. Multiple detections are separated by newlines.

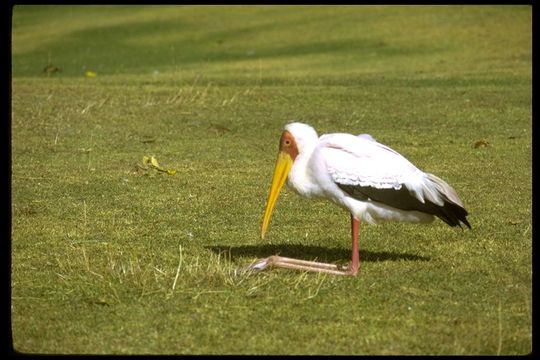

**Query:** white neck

left=287, top=143, right=318, bottom=198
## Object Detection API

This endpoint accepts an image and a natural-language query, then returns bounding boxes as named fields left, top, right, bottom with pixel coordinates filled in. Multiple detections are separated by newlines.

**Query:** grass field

left=11, top=5, right=531, bottom=355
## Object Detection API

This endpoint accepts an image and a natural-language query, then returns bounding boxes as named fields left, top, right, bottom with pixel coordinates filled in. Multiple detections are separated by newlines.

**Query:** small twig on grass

left=81, top=245, right=89, bottom=272
left=83, top=200, right=87, bottom=231
left=172, top=245, right=183, bottom=291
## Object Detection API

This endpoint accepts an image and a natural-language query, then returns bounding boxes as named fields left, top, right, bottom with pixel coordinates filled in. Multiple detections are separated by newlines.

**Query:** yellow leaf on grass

left=150, top=156, right=161, bottom=169
left=141, top=155, right=176, bottom=175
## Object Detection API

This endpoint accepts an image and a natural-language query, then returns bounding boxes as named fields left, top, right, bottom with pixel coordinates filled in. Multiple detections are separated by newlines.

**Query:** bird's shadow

left=206, top=243, right=430, bottom=264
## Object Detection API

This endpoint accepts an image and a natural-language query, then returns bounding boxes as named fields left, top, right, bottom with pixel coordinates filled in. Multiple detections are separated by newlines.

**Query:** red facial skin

left=279, top=130, right=299, bottom=160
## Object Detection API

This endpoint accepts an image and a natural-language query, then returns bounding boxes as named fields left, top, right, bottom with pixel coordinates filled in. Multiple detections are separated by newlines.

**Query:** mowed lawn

left=11, top=5, right=531, bottom=355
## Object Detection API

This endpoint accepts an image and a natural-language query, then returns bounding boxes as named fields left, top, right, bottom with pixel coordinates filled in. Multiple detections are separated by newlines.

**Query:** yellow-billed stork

left=251, top=122, right=471, bottom=276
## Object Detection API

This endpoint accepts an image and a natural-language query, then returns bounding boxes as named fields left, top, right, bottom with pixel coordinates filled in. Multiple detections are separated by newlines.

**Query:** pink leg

left=348, top=214, right=360, bottom=276
left=248, top=213, right=361, bottom=276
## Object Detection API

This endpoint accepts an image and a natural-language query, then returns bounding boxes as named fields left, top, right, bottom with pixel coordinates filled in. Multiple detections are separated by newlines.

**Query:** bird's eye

left=284, top=140, right=291, bottom=146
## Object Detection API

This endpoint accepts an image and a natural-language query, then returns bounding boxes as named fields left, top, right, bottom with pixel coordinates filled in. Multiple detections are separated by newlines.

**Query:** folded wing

left=319, top=134, right=471, bottom=228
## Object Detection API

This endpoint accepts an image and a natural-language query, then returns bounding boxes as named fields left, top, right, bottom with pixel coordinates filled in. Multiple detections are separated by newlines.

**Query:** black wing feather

left=337, top=183, right=471, bottom=229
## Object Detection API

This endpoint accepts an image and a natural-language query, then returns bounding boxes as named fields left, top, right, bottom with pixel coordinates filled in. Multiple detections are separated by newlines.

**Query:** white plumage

left=283, top=122, right=469, bottom=227
left=255, top=122, right=470, bottom=276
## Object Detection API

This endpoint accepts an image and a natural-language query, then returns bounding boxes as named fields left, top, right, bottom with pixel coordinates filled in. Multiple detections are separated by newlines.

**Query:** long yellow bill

left=261, top=151, right=294, bottom=239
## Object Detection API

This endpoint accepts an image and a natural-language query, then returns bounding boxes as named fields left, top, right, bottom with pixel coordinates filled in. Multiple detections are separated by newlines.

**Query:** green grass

left=11, top=5, right=531, bottom=355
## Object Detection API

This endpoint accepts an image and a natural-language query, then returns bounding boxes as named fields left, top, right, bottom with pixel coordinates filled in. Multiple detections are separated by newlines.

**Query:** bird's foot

left=248, top=256, right=275, bottom=271
left=240, top=256, right=277, bottom=273
left=345, top=263, right=359, bottom=276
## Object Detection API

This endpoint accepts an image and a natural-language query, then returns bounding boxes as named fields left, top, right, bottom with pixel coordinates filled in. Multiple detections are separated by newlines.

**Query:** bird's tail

left=425, top=173, right=471, bottom=229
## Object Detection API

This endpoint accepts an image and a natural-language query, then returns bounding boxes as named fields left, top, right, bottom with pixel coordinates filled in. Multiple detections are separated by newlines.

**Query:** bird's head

left=260, top=122, right=318, bottom=239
